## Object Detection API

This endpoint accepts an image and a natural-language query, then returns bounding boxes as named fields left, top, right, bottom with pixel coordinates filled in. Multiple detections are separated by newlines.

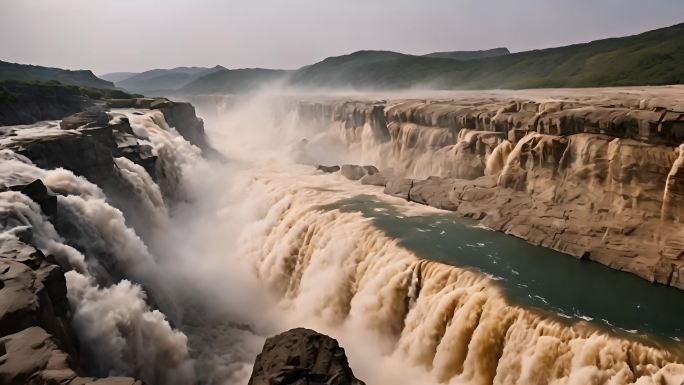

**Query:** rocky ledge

left=302, top=87, right=684, bottom=289
left=0, top=95, right=212, bottom=384
left=248, top=328, right=364, bottom=385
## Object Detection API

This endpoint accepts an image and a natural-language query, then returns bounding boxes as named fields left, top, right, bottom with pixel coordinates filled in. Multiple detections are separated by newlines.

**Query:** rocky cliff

left=0, top=80, right=144, bottom=126
left=0, top=96, right=213, bottom=384
left=296, top=87, right=684, bottom=289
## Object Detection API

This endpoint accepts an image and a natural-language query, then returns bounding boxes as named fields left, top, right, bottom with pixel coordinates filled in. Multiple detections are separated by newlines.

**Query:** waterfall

left=235, top=166, right=684, bottom=385
left=4, top=94, right=684, bottom=385
left=114, top=156, right=169, bottom=226
left=0, top=112, right=197, bottom=384
left=111, top=110, right=201, bottom=200
left=0, top=173, right=193, bottom=384
left=297, top=110, right=508, bottom=179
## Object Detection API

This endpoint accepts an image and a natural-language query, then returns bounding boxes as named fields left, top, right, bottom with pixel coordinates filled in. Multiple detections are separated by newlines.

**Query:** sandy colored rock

left=300, top=89, right=684, bottom=289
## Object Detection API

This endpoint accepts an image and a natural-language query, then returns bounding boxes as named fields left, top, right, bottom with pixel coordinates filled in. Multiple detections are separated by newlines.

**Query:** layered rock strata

left=299, top=89, right=684, bottom=289
left=0, top=97, right=211, bottom=384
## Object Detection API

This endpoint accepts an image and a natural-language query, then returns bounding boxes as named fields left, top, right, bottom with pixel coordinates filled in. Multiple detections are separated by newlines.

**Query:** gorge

left=1, top=84, right=684, bottom=385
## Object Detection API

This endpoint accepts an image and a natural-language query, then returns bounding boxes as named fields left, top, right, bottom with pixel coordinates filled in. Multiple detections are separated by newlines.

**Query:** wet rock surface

left=0, top=96, right=214, bottom=384
left=301, top=89, right=684, bottom=289
left=248, top=328, right=364, bottom=385
left=0, top=204, right=141, bottom=385
left=340, top=164, right=378, bottom=181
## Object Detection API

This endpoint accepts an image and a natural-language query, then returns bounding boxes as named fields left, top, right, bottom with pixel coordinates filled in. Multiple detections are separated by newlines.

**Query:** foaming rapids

left=287, top=100, right=512, bottom=179
left=3, top=91, right=684, bottom=385
left=234, top=166, right=684, bottom=385
left=0, top=121, right=193, bottom=383
left=114, top=156, right=169, bottom=226
left=112, top=110, right=202, bottom=200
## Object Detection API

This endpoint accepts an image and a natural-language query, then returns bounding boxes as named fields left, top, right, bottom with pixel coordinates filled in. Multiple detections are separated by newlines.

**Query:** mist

left=2, top=81, right=683, bottom=385
left=3, top=0, right=684, bottom=73
left=102, top=88, right=684, bottom=384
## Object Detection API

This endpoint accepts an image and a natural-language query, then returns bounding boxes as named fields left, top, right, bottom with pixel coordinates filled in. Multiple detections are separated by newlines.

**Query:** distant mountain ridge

left=0, top=60, right=114, bottom=89
left=173, top=22, right=683, bottom=93
left=99, top=72, right=138, bottom=83
left=179, top=68, right=288, bottom=94
left=3, top=22, right=682, bottom=95
left=112, top=66, right=226, bottom=93
left=289, top=22, right=684, bottom=90
left=422, top=47, right=510, bottom=60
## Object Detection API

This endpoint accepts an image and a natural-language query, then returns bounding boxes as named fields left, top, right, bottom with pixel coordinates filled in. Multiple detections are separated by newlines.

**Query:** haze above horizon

left=1, top=0, right=683, bottom=74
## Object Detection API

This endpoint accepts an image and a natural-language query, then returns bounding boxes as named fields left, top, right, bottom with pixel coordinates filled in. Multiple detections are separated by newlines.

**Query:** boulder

left=60, top=110, right=110, bottom=130
left=10, top=180, right=57, bottom=220
left=384, top=178, right=413, bottom=200
left=340, top=165, right=379, bottom=181
left=316, top=165, right=340, bottom=173
left=359, top=173, right=387, bottom=186
left=248, top=328, right=364, bottom=385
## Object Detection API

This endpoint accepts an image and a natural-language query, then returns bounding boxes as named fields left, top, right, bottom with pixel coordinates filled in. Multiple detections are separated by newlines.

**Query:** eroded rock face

left=0, top=187, right=142, bottom=385
left=0, top=81, right=91, bottom=126
left=300, top=92, right=684, bottom=289
left=0, top=327, right=141, bottom=385
left=0, top=97, right=211, bottom=384
left=248, top=328, right=364, bottom=385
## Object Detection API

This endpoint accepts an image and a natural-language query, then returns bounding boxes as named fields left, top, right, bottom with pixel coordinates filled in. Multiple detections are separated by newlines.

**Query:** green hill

left=0, top=60, right=114, bottom=89
left=422, top=47, right=510, bottom=60
left=290, top=22, right=684, bottom=89
left=116, top=66, right=225, bottom=93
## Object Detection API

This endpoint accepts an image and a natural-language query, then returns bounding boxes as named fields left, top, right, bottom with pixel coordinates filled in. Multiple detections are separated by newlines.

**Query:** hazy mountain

left=179, top=68, right=289, bottom=94
left=116, top=66, right=226, bottom=93
left=99, top=71, right=139, bottom=83
left=0, top=60, right=114, bottom=88
left=114, top=22, right=684, bottom=95
left=422, top=47, right=510, bottom=60
left=290, top=22, right=684, bottom=89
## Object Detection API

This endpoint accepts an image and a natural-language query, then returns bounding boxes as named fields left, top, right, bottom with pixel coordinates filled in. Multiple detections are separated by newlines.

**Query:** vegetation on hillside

left=0, top=80, right=141, bottom=106
left=0, top=61, right=114, bottom=89
left=179, top=68, right=288, bottom=94
left=290, top=22, right=684, bottom=90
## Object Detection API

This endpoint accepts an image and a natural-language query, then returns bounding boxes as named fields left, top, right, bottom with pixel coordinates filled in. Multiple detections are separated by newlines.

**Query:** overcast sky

left=1, top=0, right=683, bottom=74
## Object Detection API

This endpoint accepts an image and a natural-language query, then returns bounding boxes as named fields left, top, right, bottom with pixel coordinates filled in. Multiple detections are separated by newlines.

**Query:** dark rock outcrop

left=9, top=180, right=58, bottom=220
left=316, top=165, right=340, bottom=173
left=156, top=101, right=209, bottom=151
left=0, top=203, right=142, bottom=385
left=0, top=95, right=209, bottom=384
left=0, top=81, right=92, bottom=126
left=248, top=328, right=364, bottom=385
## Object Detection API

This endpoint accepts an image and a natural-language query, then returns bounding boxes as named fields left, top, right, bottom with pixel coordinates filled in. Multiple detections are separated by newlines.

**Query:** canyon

left=0, top=84, right=683, bottom=385
left=293, top=86, right=684, bottom=289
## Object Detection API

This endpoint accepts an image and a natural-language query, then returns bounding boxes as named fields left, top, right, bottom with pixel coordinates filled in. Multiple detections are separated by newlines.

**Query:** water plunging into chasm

left=2, top=92, right=683, bottom=385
